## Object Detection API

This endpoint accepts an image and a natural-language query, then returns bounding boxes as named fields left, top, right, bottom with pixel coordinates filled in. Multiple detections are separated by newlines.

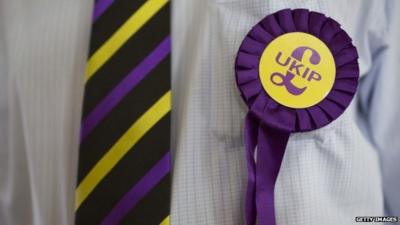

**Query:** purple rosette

left=235, top=9, right=359, bottom=225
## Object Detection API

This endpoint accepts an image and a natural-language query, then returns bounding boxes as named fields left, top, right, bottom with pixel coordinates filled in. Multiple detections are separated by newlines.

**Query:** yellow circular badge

left=259, top=32, right=336, bottom=109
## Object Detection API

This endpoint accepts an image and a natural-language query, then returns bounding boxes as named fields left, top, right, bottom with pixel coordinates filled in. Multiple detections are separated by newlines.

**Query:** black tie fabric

left=75, top=0, right=171, bottom=224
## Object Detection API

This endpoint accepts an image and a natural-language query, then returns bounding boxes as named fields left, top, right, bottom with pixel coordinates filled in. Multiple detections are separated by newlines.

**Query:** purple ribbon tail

left=256, top=124, right=289, bottom=225
left=244, top=113, right=290, bottom=225
left=244, top=114, right=259, bottom=225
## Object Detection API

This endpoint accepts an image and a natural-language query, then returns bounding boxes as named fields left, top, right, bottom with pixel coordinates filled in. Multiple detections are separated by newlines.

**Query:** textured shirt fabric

left=0, top=1, right=399, bottom=225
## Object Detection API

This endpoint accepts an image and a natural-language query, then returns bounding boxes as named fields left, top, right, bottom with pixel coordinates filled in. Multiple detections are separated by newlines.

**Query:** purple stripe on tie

left=80, top=36, right=171, bottom=142
left=93, top=0, right=115, bottom=21
left=100, top=151, right=171, bottom=225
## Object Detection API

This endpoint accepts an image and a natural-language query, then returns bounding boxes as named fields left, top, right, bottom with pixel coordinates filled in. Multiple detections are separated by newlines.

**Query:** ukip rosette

left=234, top=9, right=359, bottom=225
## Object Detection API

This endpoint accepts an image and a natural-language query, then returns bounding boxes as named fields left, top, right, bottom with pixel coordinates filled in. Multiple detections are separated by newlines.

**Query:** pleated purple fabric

left=235, top=9, right=359, bottom=225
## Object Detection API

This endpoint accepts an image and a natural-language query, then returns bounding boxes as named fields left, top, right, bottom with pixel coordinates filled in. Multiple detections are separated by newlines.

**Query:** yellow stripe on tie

left=75, top=91, right=171, bottom=210
left=85, top=0, right=169, bottom=82
left=159, top=216, right=170, bottom=225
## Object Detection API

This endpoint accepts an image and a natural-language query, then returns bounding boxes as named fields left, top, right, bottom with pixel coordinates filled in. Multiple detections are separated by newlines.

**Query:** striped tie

left=75, top=0, right=171, bottom=225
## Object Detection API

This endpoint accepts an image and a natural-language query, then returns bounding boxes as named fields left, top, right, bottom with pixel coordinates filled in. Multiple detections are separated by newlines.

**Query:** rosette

left=235, top=9, right=359, bottom=225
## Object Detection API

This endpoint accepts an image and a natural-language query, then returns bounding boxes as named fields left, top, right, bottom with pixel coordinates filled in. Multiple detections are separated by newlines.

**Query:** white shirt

left=0, top=0, right=399, bottom=225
